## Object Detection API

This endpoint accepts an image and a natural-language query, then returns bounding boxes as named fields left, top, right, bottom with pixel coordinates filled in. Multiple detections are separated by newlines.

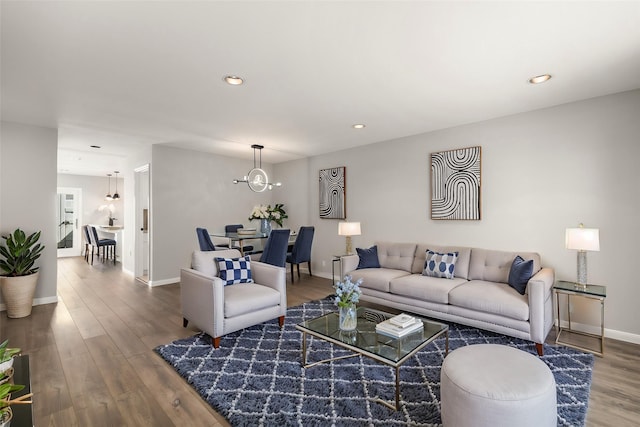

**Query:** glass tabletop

left=554, top=280, right=606, bottom=297
left=297, top=307, right=448, bottom=364
left=212, top=231, right=268, bottom=240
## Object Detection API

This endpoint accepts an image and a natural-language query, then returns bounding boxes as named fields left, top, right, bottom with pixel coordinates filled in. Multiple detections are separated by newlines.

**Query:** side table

left=553, top=280, right=606, bottom=356
left=332, top=254, right=351, bottom=285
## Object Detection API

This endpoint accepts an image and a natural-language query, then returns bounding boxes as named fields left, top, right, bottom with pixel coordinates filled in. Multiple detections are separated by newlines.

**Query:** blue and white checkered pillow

left=215, top=256, right=253, bottom=285
left=423, top=250, right=459, bottom=279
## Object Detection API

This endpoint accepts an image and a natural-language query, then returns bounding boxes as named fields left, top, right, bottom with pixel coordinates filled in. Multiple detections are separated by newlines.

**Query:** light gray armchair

left=180, top=249, right=287, bottom=348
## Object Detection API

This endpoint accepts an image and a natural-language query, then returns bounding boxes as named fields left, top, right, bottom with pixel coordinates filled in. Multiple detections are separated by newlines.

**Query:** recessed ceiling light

left=528, top=74, right=552, bottom=84
left=352, top=124, right=366, bottom=129
left=224, top=75, right=244, bottom=85
left=90, top=145, right=101, bottom=148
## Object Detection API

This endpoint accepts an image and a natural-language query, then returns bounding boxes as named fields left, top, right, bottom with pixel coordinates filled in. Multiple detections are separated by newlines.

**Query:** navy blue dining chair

left=260, top=229, right=291, bottom=268
left=196, top=227, right=216, bottom=251
left=82, top=225, right=93, bottom=263
left=286, top=226, right=315, bottom=282
left=90, top=226, right=116, bottom=265
left=224, top=224, right=254, bottom=253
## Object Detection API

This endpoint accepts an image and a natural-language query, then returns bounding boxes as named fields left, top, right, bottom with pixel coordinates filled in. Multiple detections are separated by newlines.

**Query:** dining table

left=211, top=230, right=297, bottom=255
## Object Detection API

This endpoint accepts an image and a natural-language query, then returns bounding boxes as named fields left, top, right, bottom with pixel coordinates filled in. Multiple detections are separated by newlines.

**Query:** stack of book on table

left=376, top=313, right=424, bottom=338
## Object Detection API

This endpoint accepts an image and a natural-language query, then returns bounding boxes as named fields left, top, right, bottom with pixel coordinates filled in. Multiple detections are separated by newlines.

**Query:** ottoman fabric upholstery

left=440, top=344, right=557, bottom=427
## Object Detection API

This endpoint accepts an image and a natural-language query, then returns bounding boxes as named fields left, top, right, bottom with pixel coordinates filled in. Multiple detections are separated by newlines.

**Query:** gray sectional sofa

left=340, top=242, right=555, bottom=355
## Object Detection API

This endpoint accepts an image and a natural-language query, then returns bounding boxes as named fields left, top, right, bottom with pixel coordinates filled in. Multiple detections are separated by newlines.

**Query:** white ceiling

left=2, top=1, right=640, bottom=176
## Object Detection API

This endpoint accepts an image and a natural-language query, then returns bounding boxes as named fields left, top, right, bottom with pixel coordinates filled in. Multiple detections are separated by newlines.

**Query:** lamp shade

left=565, top=227, right=600, bottom=251
left=338, top=222, right=361, bottom=236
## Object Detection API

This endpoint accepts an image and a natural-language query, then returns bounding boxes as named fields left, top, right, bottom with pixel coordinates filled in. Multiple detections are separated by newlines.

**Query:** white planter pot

left=0, top=358, right=13, bottom=375
left=0, top=406, right=12, bottom=427
left=0, top=272, right=39, bottom=318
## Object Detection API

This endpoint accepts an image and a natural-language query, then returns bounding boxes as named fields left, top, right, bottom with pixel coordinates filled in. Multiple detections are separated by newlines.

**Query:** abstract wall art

left=431, top=146, right=481, bottom=220
left=319, top=166, right=346, bottom=219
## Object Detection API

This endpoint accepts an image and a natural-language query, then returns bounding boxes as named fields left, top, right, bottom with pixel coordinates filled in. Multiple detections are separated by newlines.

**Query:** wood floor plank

left=29, top=343, right=74, bottom=421
left=1, top=256, right=638, bottom=426
left=59, top=350, right=127, bottom=426
left=127, top=352, right=227, bottom=426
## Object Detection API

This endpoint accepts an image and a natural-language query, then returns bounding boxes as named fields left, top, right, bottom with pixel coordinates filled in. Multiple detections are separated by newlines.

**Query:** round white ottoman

left=440, top=344, right=557, bottom=427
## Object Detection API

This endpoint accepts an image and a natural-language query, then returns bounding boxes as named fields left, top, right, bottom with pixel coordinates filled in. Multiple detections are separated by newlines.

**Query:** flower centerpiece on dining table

left=248, top=204, right=288, bottom=235
left=334, top=275, right=362, bottom=331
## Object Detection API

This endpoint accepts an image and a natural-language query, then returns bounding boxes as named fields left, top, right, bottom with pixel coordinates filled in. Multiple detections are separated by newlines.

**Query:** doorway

left=56, top=187, right=83, bottom=257
left=134, top=165, right=150, bottom=284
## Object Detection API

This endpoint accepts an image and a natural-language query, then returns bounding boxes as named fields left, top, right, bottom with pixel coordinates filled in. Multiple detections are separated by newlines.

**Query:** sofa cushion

left=449, top=280, right=529, bottom=321
left=349, top=268, right=410, bottom=293
left=423, top=250, right=458, bottom=279
left=224, top=283, right=280, bottom=317
left=390, top=274, right=467, bottom=304
left=508, top=255, right=534, bottom=295
left=215, top=255, right=253, bottom=285
left=356, top=245, right=381, bottom=269
left=191, top=249, right=242, bottom=277
left=413, top=245, right=472, bottom=279
left=375, top=242, right=417, bottom=272
left=468, top=249, right=541, bottom=283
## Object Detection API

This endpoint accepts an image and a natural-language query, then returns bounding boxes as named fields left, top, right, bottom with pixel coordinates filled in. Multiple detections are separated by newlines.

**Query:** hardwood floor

left=1, top=257, right=638, bottom=426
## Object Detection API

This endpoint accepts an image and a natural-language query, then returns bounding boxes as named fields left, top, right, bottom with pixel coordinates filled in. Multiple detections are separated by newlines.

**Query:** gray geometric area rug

left=155, top=297, right=594, bottom=427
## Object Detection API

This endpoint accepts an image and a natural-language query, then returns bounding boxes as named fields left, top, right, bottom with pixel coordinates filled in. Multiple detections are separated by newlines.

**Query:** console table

left=10, top=355, right=33, bottom=427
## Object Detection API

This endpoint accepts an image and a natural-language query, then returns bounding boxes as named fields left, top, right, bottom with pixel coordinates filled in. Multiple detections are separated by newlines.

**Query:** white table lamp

left=338, top=222, right=361, bottom=255
left=565, top=224, right=600, bottom=286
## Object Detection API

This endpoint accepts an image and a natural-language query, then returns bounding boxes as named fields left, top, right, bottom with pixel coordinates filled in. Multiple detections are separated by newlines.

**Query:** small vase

left=260, top=218, right=272, bottom=236
left=338, top=304, right=357, bottom=331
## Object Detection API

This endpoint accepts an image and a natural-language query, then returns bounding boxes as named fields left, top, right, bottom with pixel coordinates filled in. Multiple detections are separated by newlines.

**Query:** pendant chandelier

left=112, top=171, right=120, bottom=200
left=233, top=144, right=282, bottom=192
left=105, top=173, right=113, bottom=201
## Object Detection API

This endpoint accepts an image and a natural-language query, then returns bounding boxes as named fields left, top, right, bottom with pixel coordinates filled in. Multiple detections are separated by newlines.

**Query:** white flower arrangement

left=248, top=204, right=288, bottom=227
left=334, top=275, right=363, bottom=308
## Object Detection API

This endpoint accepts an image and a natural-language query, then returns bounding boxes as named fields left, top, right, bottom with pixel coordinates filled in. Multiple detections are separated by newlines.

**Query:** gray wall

left=1, top=121, right=58, bottom=306
left=274, top=90, right=640, bottom=342
left=150, top=145, right=280, bottom=283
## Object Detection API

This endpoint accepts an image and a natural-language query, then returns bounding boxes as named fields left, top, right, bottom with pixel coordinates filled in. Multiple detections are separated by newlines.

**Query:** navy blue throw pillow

left=508, top=255, right=534, bottom=295
left=356, top=246, right=381, bottom=269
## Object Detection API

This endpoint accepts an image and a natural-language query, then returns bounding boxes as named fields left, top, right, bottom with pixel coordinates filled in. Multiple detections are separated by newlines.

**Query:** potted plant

left=0, top=229, right=45, bottom=318
left=0, top=340, right=19, bottom=376
left=0, top=382, right=31, bottom=427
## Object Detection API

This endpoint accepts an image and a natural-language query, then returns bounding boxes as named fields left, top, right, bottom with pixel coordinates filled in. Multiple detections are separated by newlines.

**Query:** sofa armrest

left=340, top=254, right=360, bottom=278
left=527, top=267, right=555, bottom=343
left=180, top=268, right=225, bottom=338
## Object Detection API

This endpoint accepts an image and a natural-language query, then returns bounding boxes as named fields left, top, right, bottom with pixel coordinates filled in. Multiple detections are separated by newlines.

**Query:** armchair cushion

left=224, top=283, right=281, bottom=317
left=192, top=249, right=242, bottom=277
left=215, top=255, right=253, bottom=285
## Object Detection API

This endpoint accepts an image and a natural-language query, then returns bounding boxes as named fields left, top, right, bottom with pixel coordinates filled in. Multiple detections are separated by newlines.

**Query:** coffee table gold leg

left=301, top=331, right=307, bottom=366
left=394, top=366, right=400, bottom=410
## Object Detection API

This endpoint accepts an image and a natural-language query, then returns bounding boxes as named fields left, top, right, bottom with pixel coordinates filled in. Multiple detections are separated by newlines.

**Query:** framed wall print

left=319, top=166, right=346, bottom=219
left=431, top=146, right=481, bottom=220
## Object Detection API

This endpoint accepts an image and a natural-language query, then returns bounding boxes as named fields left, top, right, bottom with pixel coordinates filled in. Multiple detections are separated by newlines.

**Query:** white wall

left=0, top=121, right=58, bottom=307
left=150, top=145, right=281, bottom=283
left=57, top=174, right=125, bottom=227
left=274, top=90, right=640, bottom=341
left=122, top=145, right=152, bottom=276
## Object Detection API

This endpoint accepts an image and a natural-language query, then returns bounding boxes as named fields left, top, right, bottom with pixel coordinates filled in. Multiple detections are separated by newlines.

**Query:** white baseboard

left=0, top=295, right=59, bottom=312
left=557, top=319, right=640, bottom=345
left=148, top=277, right=180, bottom=287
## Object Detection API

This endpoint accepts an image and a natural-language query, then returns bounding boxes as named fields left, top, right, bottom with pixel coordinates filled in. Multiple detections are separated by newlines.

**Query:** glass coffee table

left=295, top=306, right=449, bottom=410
